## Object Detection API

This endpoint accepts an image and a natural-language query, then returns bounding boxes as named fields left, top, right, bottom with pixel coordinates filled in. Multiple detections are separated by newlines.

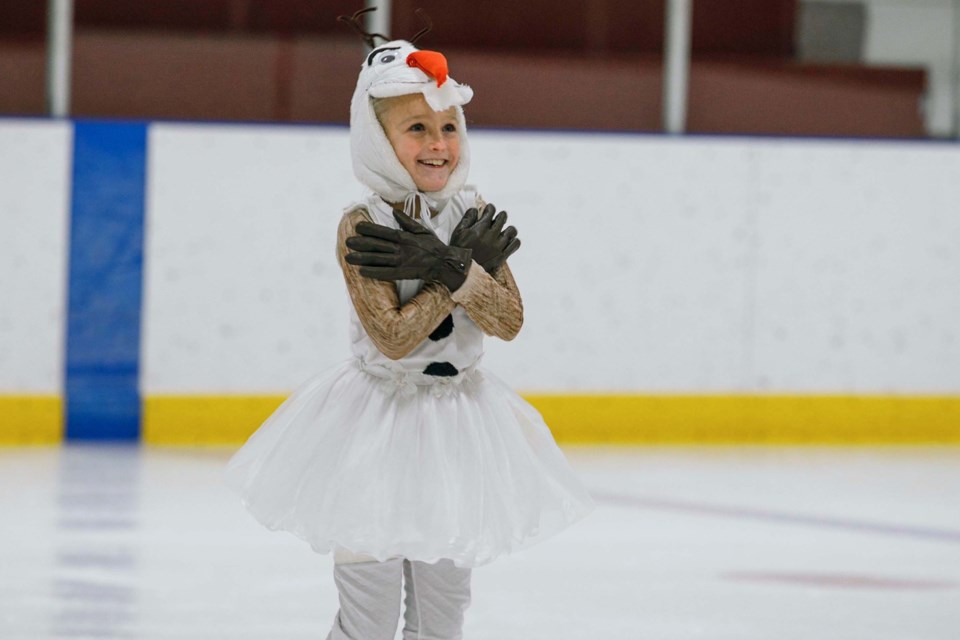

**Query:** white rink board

left=142, top=123, right=356, bottom=394
left=0, top=120, right=72, bottom=393
left=749, top=140, right=960, bottom=392
left=470, top=133, right=960, bottom=393
left=141, top=125, right=960, bottom=394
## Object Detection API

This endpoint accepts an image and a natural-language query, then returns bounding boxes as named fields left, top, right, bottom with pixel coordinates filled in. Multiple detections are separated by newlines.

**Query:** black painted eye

left=366, top=46, right=401, bottom=67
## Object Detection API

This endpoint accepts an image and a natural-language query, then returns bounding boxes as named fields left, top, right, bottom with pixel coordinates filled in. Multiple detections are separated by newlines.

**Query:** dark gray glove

left=449, top=203, right=520, bottom=274
left=345, top=209, right=472, bottom=292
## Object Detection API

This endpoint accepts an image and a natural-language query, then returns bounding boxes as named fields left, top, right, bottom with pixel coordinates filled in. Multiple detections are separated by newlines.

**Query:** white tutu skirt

left=225, top=359, right=594, bottom=568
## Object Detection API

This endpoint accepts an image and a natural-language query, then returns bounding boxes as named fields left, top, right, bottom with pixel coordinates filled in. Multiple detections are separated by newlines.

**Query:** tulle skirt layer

left=225, top=359, right=594, bottom=568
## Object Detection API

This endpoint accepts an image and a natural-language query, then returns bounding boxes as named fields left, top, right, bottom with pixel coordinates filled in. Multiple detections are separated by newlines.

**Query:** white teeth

left=419, top=159, right=445, bottom=166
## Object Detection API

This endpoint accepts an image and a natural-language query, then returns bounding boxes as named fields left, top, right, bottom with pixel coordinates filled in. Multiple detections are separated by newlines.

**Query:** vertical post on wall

left=46, top=0, right=74, bottom=117
left=953, top=0, right=960, bottom=138
left=365, top=0, right=392, bottom=50
left=662, top=0, right=693, bottom=134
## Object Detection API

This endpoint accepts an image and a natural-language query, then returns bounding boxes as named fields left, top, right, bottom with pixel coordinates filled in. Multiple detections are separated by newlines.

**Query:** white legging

left=326, top=554, right=472, bottom=640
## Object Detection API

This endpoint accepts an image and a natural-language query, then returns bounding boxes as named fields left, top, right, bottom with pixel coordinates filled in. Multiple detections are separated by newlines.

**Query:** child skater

left=226, top=12, right=594, bottom=640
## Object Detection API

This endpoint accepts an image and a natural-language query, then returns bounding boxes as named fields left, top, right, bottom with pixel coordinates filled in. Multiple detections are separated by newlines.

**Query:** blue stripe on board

left=65, top=121, right=148, bottom=441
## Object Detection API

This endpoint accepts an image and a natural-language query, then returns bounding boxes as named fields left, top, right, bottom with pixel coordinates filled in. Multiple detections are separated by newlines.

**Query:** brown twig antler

left=337, top=7, right=390, bottom=48
left=408, top=8, right=433, bottom=45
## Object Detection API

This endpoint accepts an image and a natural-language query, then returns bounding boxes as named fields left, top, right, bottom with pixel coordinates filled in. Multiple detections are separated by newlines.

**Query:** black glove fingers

left=345, top=251, right=399, bottom=267
left=454, top=208, right=478, bottom=233
left=355, top=221, right=400, bottom=242
left=483, top=238, right=520, bottom=272
left=358, top=265, right=420, bottom=281
left=354, top=210, right=469, bottom=288
left=502, top=237, right=521, bottom=261
left=345, top=236, right=399, bottom=253
left=499, top=226, right=518, bottom=244
left=449, top=208, right=478, bottom=247
left=490, top=210, right=508, bottom=234
left=478, top=203, right=496, bottom=229
left=393, top=209, right=432, bottom=235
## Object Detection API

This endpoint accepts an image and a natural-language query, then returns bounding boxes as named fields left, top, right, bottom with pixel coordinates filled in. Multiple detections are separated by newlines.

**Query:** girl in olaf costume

left=226, top=9, right=594, bottom=639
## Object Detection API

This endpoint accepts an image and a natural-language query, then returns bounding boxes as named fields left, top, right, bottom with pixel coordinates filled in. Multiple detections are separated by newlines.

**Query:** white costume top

left=347, top=190, right=485, bottom=393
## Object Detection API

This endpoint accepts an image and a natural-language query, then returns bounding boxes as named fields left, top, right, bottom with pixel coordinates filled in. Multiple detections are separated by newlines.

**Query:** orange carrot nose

left=406, top=50, right=449, bottom=87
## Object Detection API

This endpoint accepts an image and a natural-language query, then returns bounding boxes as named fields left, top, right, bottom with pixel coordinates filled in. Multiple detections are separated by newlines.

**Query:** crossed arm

left=336, top=209, right=524, bottom=360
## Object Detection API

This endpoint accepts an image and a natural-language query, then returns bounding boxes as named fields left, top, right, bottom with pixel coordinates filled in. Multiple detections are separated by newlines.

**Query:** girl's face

left=377, top=93, right=461, bottom=193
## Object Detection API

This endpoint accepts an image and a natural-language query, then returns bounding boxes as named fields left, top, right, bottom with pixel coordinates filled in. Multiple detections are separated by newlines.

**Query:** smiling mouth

left=418, top=159, right=448, bottom=168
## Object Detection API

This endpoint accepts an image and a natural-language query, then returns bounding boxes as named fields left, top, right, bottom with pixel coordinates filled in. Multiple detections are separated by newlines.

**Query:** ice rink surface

left=1, top=444, right=958, bottom=639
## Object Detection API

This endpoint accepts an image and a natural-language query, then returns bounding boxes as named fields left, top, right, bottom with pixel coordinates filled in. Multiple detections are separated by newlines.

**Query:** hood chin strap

left=367, top=190, right=442, bottom=235
left=403, top=192, right=439, bottom=231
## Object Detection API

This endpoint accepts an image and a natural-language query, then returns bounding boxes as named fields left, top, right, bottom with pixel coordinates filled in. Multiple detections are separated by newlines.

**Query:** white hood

left=349, top=39, right=474, bottom=211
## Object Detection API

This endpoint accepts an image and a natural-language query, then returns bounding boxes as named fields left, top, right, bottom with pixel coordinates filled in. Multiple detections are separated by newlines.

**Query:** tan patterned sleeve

left=450, top=260, right=524, bottom=341
left=337, top=209, right=456, bottom=360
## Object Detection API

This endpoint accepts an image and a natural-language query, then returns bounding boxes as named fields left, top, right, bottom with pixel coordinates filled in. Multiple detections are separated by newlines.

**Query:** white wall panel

left=0, top=120, right=72, bottom=392
left=750, top=139, right=960, bottom=392
left=142, top=123, right=356, bottom=393
left=470, top=133, right=756, bottom=392
left=140, top=123, right=960, bottom=395
left=479, top=133, right=960, bottom=393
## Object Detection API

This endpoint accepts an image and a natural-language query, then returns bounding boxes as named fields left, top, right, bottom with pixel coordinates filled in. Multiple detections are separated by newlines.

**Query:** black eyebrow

left=367, top=46, right=401, bottom=66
